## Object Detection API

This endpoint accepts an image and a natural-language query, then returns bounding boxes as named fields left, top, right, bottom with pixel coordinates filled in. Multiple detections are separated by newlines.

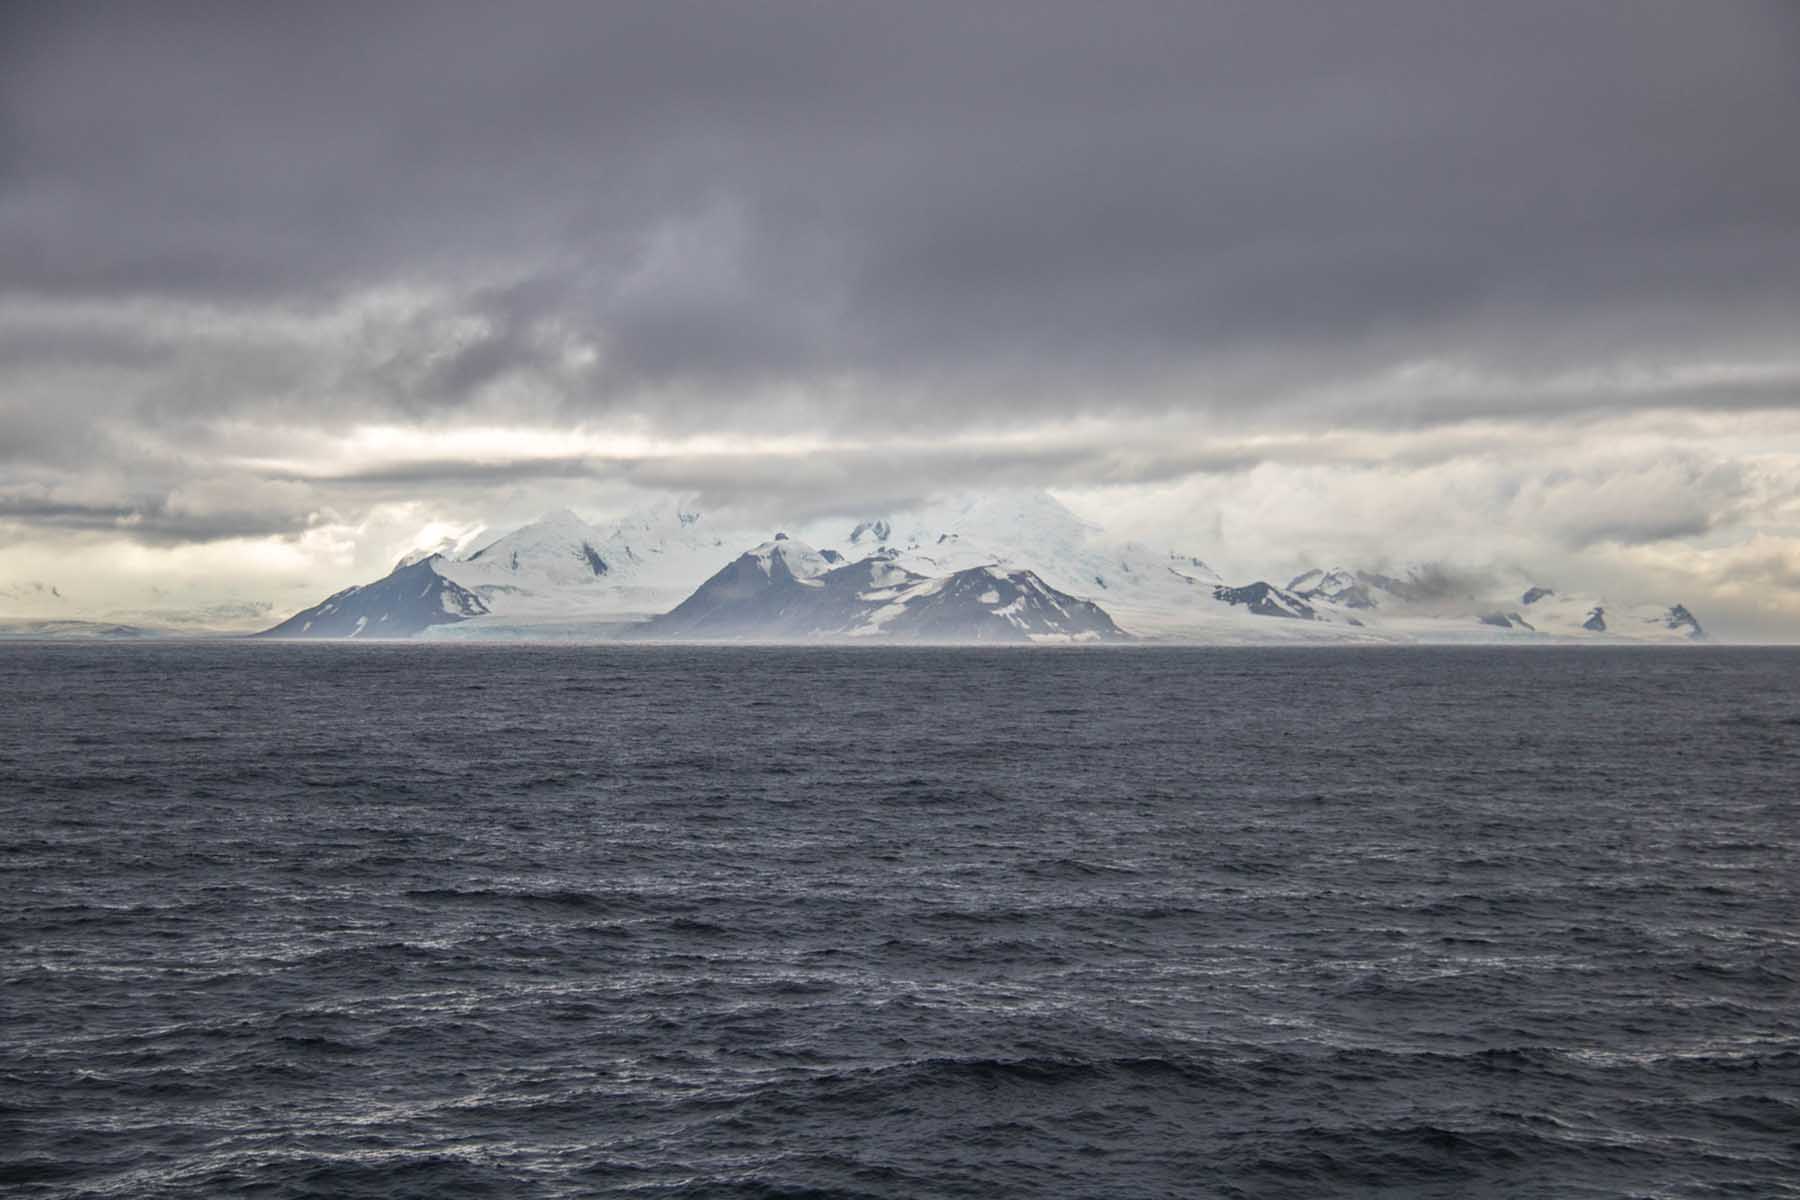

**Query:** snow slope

left=422, top=504, right=746, bottom=635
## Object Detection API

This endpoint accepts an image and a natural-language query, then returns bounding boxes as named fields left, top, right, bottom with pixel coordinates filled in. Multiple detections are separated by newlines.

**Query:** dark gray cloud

left=4, top=1, right=1797, bottom=428
left=0, top=493, right=313, bottom=545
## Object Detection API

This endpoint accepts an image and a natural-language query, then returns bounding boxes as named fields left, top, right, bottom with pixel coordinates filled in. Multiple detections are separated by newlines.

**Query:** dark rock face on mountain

left=257, top=558, right=489, bottom=639
left=848, top=519, right=892, bottom=544
left=886, top=564, right=1123, bottom=642
left=1288, top=568, right=1378, bottom=609
left=637, top=538, right=838, bottom=636
left=1664, top=604, right=1705, bottom=639
left=639, top=539, right=1126, bottom=642
left=1213, top=582, right=1317, bottom=620
left=1276, top=566, right=1706, bottom=641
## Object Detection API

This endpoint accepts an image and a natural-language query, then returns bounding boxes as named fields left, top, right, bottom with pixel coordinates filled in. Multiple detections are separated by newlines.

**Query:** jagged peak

left=1214, top=580, right=1318, bottom=621
left=741, top=536, right=835, bottom=582
left=1288, top=566, right=1357, bottom=592
left=849, top=518, right=892, bottom=544
left=1665, top=603, right=1705, bottom=639
left=392, top=547, right=454, bottom=572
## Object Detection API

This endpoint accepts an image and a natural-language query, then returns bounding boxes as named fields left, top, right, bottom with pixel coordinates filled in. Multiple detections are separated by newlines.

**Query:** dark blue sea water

left=3, top=644, right=1797, bottom=1199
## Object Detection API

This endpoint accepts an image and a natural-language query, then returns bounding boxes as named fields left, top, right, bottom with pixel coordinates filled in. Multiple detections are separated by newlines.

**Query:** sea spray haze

left=3, top=642, right=1797, bottom=1198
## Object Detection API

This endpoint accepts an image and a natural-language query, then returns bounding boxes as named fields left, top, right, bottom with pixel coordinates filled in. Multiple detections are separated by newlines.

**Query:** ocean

left=3, top=643, right=1796, bottom=1198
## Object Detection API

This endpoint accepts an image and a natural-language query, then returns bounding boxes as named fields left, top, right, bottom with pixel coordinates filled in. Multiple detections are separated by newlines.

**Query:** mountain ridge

left=638, top=537, right=1126, bottom=643
left=250, top=490, right=1708, bottom=643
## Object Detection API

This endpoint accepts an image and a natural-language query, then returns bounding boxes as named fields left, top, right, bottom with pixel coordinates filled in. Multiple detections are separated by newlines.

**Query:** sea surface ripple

left=2, top=644, right=1797, bottom=1198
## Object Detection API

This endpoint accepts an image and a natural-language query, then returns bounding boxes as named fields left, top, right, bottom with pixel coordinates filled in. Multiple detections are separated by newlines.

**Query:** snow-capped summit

left=743, top=536, right=839, bottom=584
left=586, top=497, right=726, bottom=585
left=392, top=533, right=473, bottom=572
left=848, top=519, right=892, bottom=545
left=1287, top=565, right=1469, bottom=610
left=264, top=500, right=750, bottom=638
left=394, top=547, right=442, bottom=571
left=839, top=490, right=1101, bottom=575
left=426, top=500, right=744, bottom=632
left=1287, top=567, right=1338, bottom=593
left=257, top=557, right=488, bottom=639
left=1214, top=581, right=1320, bottom=620
left=1288, top=568, right=1379, bottom=609
left=636, top=537, right=836, bottom=635
left=815, top=490, right=1229, bottom=637
left=459, top=509, right=612, bottom=583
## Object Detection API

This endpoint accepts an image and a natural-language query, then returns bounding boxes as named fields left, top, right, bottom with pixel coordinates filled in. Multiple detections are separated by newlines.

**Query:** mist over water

left=3, top=644, right=1797, bottom=1198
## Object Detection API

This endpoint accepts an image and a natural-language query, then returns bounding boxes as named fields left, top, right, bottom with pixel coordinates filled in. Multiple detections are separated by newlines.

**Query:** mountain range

left=636, top=536, right=1123, bottom=642
left=243, top=490, right=1706, bottom=644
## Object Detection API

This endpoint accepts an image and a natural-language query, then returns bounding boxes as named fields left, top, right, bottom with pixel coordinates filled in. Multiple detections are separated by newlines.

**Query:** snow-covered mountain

left=257, top=489, right=1240, bottom=641
left=461, top=510, right=609, bottom=580
left=814, top=491, right=1246, bottom=639
left=1211, top=581, right=1321, bottom=621
left=638, top=536, right=1125, bottom=642
left=813, top=495, right=1709, bottom=642
left=257, top=557, right=489, bottom=639
left=1279, top=567, right=1706, bottom=642
left=1286, top=568, right=1380, bottom=609
left=259, top=501, right=758, bottom=639
left=414, top=505, right=739, bottom=635
left=255, top=488, right=1707, bottom=642
left=1486, top=585, right=1705, bottom=641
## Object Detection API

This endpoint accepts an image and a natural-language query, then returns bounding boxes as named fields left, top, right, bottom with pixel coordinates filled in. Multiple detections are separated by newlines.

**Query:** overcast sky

left=3, top=2, right=1799, bottom=634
